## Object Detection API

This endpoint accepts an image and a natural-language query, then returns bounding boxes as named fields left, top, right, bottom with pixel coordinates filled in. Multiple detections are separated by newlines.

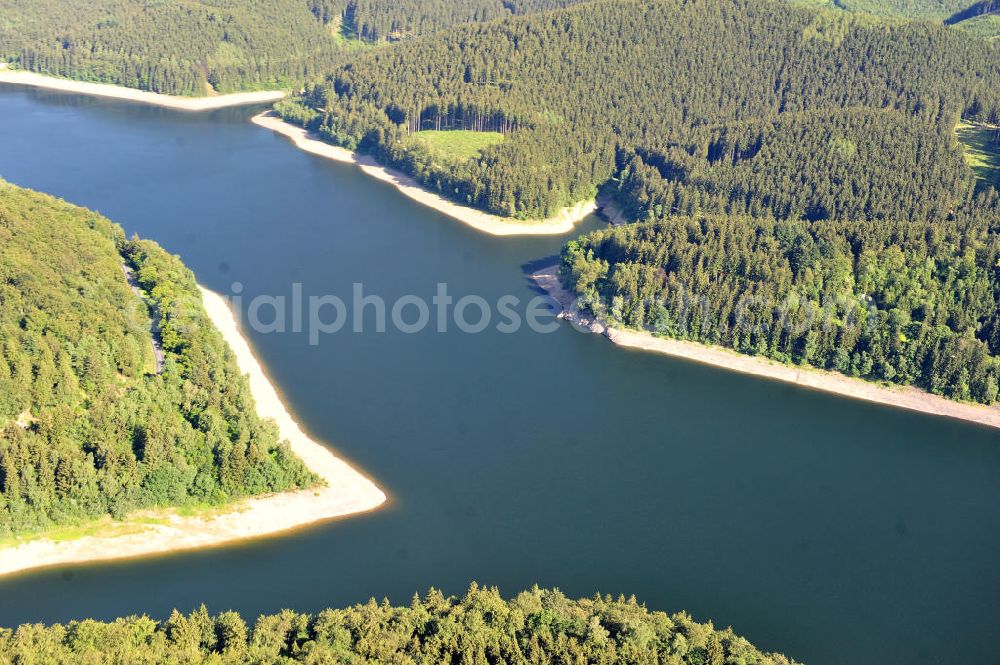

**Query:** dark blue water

left=0, top=85, right=997, bottom=665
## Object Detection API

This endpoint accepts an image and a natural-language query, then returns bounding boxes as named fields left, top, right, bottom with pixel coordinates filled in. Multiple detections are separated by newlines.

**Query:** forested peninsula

left=0, top=182, right=384, bottom=567
left=0, top=585, right=799, bottom=664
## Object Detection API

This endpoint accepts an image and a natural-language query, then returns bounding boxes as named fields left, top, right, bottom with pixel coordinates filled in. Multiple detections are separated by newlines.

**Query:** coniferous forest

left=3, top=0, right=992, bottom=97
left=309, top=0, right=585, bottom=42
left=562, top=203, right=1000, bottom=404
left=0, top=0, right=347, bottom=95
left=0, top=0, right=587, bottom=95
left=0, top=586, right=798, bottom=664
left=0, top=183, right=315, bottom=539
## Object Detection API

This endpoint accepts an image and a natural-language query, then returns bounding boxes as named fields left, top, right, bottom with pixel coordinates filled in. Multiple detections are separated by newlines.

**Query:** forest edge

left=532, top=263, right=1000, bottom=430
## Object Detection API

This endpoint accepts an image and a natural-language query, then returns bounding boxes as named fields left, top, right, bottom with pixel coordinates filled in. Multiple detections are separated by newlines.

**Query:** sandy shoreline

left=252, top=113, right=596, bottom=236
left=0, top=287, right=386, bottom=578
left=0, top=65, right=285, bottom=111
left=532, top=264, right=1000, bottom=430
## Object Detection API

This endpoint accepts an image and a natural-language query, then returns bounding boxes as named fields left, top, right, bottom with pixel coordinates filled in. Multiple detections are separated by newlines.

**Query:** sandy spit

left=532, top=264, right=1000, bottom=431
left=251, top=112, right=597, bottom=236
left=0, top=65, right=285, bottom=111
left=0, top=287, right=385, bottom=578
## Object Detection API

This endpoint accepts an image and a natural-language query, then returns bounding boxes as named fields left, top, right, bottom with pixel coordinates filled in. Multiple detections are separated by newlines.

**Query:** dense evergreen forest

left=309, top=0, right=585, bottom=42
left=278, top=0, right=1000, bottom=219
left=0, top=0, right=586, bottom=95
left=0, top=0, right=347, bottom=95
left=0, top=183, right=315, bottom=539
left=0, top=585, right=798, bottom=664
left=561, top=196, right=1000, bottom=404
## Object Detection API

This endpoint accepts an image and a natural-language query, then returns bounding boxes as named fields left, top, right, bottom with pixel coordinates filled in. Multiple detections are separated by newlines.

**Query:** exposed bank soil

left=531, top=263, right=1000, bottom=430
left=0, top=65, right=285, bottom=111
left=252, top=112, right=596, bottom=236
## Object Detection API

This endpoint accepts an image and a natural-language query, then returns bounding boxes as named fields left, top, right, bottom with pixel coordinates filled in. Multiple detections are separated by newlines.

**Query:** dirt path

left=121, top=262, right=165, bottom=374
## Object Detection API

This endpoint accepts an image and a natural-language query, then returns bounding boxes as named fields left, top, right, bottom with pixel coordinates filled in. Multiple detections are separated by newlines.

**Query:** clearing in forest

left=411, top=130, right=504, bottom=162
left=957, top=121, right=1000, bottom=188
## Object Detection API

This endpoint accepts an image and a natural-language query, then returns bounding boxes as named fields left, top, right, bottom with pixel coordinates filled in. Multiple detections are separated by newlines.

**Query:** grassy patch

left=956, top=121, right=1000, bottom=188
left=411, top=130, right=504, bottom=162
left=956, top=12, right=1000, bottom=39
left=329, top=16, right=372, bottom=50
left=174, top=502, right=246, bottom=519
left=789, top=0, right=999, bottom=38
left=838, top=0, right=972, bottom=20
left=0, top=502, right=245, bottom=550
left=0, top=516, right=152, bottom=550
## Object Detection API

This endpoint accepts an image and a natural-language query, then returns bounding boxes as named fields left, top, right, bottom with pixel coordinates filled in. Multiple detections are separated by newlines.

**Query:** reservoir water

left=0, top=86, right=997, bottom=665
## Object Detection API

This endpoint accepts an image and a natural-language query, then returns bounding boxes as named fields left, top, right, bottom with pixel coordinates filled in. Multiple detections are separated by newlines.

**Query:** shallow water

left=0, top=85, right=997, bottom=664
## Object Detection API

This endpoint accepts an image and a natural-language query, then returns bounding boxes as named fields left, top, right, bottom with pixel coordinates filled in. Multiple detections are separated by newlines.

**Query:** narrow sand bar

left=0, top=65, right=285, bottom=111
left=0, top=287, right=385, bottom=578
left=252, top=112, right=596, bottom=236
left=532, top=264, right=1000, bottom=430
